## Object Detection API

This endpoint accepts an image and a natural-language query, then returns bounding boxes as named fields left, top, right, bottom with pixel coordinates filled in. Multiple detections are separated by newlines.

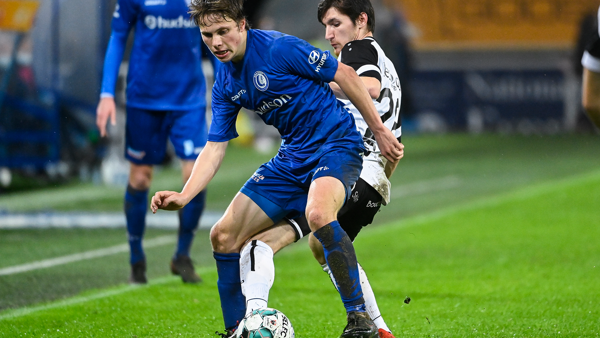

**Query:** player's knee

left=128, top=166, right=152, bottom=190
left=305, top=206, right=334, bottom=231
left=210, top=222, right=236, bottom=253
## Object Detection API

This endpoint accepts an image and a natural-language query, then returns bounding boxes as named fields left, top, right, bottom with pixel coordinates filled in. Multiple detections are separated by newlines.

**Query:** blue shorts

left=240, top=143, right=363, bottom=223
left=124, top=106, right=207, bottom=165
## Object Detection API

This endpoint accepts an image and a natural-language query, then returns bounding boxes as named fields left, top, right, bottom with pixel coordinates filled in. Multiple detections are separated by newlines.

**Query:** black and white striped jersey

left=337, top=37, right=402, bottom=205
left=582, top=6, right=600, bottom=72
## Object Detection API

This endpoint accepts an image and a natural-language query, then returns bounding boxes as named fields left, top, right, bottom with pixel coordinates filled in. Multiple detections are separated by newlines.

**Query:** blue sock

left=175, top=190, right=206, bottom=258
left=313, top=221, right=366, bottom=313
left=214, top=252, right=246, bottom=330
left=124, top=185, right=148, bottom=265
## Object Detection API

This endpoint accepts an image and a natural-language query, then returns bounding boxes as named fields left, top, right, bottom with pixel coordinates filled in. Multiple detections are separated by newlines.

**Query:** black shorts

left=284, top=177, right=383, bottom=242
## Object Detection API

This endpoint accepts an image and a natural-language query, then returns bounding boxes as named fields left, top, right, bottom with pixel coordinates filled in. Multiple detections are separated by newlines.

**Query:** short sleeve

left=207, top=77, right=242, bottom=142
left=270, top=35, right=338, bottom=83
left=582, top=7, right=600, bottom=72
left=339, top=39, right=381, bottom=82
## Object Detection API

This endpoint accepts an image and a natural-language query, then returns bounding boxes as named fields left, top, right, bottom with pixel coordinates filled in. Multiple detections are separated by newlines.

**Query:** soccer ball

left=234, top=308, right=294, bottom=338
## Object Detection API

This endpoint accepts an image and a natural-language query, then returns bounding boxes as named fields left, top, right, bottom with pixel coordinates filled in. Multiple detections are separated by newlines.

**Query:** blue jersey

left=101, top=0, right=210, bottom=110
left=209, top=29, right=364, bottom=166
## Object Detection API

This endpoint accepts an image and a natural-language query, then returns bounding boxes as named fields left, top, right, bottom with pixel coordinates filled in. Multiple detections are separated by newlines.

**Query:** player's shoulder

left=341, top=38, right=378, bottom=55
left=121, top=0, right=141, bottom=8
left=251, top=29, right=292, bottom=48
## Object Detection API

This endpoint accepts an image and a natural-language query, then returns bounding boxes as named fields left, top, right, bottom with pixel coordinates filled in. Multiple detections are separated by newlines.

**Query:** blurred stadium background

left=1, top=0, right=598, bottom=189
left=1, top=0, right=600, bottom=334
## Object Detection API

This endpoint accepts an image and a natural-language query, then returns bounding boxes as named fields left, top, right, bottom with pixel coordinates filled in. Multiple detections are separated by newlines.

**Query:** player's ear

left=357, top=12, right=368, bottom=28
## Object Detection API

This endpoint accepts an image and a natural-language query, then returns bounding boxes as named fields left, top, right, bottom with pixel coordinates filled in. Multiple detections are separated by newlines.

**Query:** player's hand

left=150, top=191, right=188, bottom=213
left=396, top=142, right=405, bottom=160
left=96, top=97, right=117, bottom=137
left=374, top=128, right=403, bottom=163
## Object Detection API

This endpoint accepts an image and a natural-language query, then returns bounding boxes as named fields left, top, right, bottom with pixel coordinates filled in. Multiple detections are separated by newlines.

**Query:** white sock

left=240, top=240, right=274, bottom=315
left=322, top=262, right=391, bottom=332
left=321, top=263, right=338, bottom=290
left=358, top=263, right=390, bottom=333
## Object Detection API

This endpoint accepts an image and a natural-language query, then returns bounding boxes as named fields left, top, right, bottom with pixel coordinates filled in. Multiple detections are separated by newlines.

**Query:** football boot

left=340, top=311, right=378, bottom=338
left=128, top=260, right=147, bottom=285
left=170, top=255, right=202, bottom=284
left=378, top=328, right=396, bottom=338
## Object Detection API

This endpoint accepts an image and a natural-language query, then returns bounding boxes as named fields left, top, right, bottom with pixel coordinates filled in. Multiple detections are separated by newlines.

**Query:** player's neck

left=232, top=30, right=248, bottom=63
left=355, top=30, right=373, bottom=41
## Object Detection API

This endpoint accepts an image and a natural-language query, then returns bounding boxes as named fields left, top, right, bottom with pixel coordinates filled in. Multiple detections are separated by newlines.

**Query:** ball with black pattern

left=234, top=308, right=294, bottom=338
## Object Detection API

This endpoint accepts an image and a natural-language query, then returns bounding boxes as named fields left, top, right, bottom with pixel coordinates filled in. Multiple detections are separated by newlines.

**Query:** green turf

left=1, top=168, right=599, bottom=336
left=0, top=143, right=278, bottom=213
left=2, top=134, right=600, bottom=214
left=1, top=134, right=600, bottom=336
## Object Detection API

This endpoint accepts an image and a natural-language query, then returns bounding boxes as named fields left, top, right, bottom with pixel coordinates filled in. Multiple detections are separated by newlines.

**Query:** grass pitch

left=1, top=134, right=599, bottom=337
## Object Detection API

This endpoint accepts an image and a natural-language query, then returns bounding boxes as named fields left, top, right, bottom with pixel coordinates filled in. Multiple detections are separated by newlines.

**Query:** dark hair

left=189, top=0, right=249, bottom=29
left=317, top=0, right=375, bottom=33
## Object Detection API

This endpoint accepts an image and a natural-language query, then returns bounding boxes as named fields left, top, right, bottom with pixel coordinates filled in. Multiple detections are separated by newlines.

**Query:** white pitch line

left=0, top=274, right=184, bottom=321
left=0, top=235, right=175, bottom=276
left=2, top=170, right=598, bottom=321
left=391, top=175, right=462, bottom=199
left=0, top=176, right=461, bottom=277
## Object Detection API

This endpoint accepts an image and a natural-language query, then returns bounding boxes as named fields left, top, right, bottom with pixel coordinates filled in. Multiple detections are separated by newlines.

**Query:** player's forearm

left=582, top=68, right=600, bottom=128
left=100, top=31, right=128, bottom=96
left=328, top=81, right=348, bottom=100
left=384, top=158, right=399, bottom=179
left=180, top=141, right=228, bottom=201
left=334, top=63, right=386, bottom=134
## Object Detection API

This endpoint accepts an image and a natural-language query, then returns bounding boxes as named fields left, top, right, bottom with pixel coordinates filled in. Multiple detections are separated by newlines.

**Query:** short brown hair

left=189, top=0, right=248, bottom=29
left=317, top=0, right=375, bottom=34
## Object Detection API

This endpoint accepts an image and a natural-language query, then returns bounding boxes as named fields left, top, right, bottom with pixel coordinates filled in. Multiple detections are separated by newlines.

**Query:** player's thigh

left=213, top=164, right=308, bottom=253
left=125, top=107, right=170, bottom=164
left=306, top=176, right=346, bottom=230
left=169, top=107, right=208, bottom=161
left=338, top=178, right=383, bottom=241
left=306, top=145, right=363, bottom=230
left=249, top=221, right=298, bottom=255
left=211, top=191, right=274, bottom=253
left=281, top=216, right=311, bottom=243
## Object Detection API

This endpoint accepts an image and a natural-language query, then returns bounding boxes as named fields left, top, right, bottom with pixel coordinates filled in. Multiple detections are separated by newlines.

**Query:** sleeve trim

left=582, top=51, right=600, bottom=73
left=356, top=64, right=381, bottom=77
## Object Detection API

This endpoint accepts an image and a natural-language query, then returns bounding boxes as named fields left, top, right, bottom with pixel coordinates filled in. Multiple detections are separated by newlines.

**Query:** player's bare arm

left=151, top=141, right=228, bottom=213
left=329, top=76, right=381, bottom=100
left=334, top=62, right=402, bottom=161
left=96, top=97, right=117, bottom=137
left=384, top=145, right=403, bottom=179
left=582, top=67, right=600, bottom=128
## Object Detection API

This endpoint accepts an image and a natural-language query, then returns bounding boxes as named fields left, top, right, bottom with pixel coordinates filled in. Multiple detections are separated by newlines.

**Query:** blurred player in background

left=96, top=0, right=219, bottom=284
left=581, top=5, right=600, bottom=129
left=239, top=0, right=402, bottom=337
left=150, top=0, right=403, bottom=336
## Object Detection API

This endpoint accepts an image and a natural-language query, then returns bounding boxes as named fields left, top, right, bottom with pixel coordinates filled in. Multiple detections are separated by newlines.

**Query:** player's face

left=321, top=7, right=360, bottom=56
left=200, top=15, right=247, bottom=63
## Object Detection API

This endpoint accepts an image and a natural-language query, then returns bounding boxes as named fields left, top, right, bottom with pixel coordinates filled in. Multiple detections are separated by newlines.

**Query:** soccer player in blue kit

left=239, top=0, right=403, bottom=337
left=150, top=0, right=403, bottom=336
left=96, top=0, right=218, bottom=284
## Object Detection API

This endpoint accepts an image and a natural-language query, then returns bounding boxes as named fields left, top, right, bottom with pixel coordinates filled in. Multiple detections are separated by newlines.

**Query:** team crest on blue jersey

left=253, top=71, right=269, bottom=91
